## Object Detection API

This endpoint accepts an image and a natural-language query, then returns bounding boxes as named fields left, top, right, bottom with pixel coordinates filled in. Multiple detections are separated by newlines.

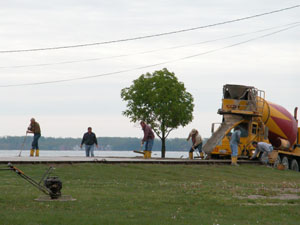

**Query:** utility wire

left=1, top=21, right=299, bottom=69
left=0, top=5, right=299, bottom=53
left=1, top=23, right=299, bottom=88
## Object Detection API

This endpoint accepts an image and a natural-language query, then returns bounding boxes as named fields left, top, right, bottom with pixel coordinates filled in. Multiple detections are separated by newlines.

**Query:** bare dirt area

left=235, top=186, right=300, bottom=205
left=238, top=193, right=300, bottom=200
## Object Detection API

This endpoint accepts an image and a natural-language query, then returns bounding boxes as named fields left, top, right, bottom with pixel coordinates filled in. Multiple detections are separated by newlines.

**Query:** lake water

left=0, top=150, right=190, bottom=158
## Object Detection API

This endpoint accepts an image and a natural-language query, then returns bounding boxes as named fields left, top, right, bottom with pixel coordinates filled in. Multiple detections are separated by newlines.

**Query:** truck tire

left=281, top=156, right=289, bottom=170
left=291, top=159, right=299, bottom=172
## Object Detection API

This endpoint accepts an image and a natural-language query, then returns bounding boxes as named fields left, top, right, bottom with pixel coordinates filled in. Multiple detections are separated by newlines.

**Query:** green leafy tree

left=121, top=68, right=194, bottom=158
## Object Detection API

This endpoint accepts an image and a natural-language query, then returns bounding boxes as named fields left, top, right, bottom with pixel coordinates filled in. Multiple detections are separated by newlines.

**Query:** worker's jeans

left=260, top=150, right=273, bottom=164
left=144, top=139, right=154, bottom=151
left=32, top=133, right=41, bottom=150
left=189, top=143, right=203, bottom=153
left=230, top=143, right=238, bottom=156
left=85, top=145, right=94, bottom=157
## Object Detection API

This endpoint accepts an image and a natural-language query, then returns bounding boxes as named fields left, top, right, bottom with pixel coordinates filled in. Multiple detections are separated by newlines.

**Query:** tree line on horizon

left=0, top=136, right=207, bottom=151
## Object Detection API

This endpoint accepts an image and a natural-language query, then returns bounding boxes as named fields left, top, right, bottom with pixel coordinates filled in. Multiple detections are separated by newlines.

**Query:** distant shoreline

left=0, top=136, right=207, bottom=151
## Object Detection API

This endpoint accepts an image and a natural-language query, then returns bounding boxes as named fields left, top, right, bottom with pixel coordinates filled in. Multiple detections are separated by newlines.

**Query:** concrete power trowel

left=3, top=163, right=63, bottom=199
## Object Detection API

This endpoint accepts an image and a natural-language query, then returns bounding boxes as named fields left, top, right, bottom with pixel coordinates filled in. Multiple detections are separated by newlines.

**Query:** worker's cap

left=30, top=118, right=35, bottom=122
left=191, top=129, right=197, bottom=134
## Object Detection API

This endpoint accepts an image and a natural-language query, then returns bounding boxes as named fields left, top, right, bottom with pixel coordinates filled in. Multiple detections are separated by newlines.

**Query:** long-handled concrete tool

left=133, top=143, right=145, bottom=155
left=18, top=133, right=27, bottom=157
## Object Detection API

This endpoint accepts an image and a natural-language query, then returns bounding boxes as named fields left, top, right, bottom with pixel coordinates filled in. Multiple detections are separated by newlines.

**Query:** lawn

left=0, top=163, right=300, bottom=225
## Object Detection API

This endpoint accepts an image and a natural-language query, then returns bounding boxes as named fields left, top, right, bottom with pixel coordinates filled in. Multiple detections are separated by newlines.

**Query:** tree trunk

left=161, top=120, right=166, bottom=158
left=161, top=137, right=166, bottom=158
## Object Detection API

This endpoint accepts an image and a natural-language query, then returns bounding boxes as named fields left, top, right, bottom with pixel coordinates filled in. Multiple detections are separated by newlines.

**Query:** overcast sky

left=0, top=0, right=299, bottom=139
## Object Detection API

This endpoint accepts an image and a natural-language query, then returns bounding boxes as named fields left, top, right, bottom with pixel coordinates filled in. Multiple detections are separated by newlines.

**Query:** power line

left=1, top=21, right=299, bottom=69
left=0, top=5, right=299, bottom=54
left=1, top=23, right=299, bottom=88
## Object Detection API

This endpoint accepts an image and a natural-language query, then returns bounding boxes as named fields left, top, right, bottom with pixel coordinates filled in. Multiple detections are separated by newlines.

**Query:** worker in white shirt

left=187, top=129, right=204, bottom=159
left=250, top=141, right=274, bottom=164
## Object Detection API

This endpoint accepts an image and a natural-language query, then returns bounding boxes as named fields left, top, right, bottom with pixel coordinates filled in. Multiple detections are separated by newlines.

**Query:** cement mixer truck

left=203, top=84, right=300, bottom=171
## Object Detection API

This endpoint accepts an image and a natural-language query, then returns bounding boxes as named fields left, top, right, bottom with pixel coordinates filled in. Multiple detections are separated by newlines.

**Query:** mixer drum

left=261, top=100, right=298, bottom=149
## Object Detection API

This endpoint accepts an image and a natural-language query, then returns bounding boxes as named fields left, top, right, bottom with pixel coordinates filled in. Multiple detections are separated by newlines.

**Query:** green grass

left=1, top=163, right=300, bottom=225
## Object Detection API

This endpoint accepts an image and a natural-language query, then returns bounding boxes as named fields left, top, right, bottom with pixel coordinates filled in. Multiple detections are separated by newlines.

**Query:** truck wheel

left=281, top=156, right=289, bottom=170
left=291, top=159, right=299, bottom=172
left=273, top=155, right=281, bottom=168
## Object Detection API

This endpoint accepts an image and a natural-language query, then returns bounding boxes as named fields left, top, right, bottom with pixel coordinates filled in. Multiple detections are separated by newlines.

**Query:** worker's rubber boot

left=143, top=151, right=147, bottom=159
left=147, top=151, right=152, bottom=159
left=189, top=152, right=193, bottom=160
left=35, top=149, right=39, bottom=157
left=200, top=152, right=204, bottom=159
left=231, top=156, right=239, bottom=166
left=231, top=156, right=235, bottom=165
left=30, top=149, right=34, bottom=157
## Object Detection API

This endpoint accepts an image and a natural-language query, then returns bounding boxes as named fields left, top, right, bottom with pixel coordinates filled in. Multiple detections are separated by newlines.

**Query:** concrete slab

left=0, top=156, right=261, bottom=165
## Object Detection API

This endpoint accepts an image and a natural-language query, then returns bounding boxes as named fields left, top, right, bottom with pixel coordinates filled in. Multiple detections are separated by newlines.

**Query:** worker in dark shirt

left=80, top=127, right=98, bottom=157
left=27, top=118, right=41, bottom=157
left=140, top=121, right=155, bottom=159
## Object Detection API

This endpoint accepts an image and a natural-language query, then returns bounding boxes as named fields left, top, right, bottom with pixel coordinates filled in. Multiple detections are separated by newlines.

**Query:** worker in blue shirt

left=230, top=127, right=241, bottom=166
